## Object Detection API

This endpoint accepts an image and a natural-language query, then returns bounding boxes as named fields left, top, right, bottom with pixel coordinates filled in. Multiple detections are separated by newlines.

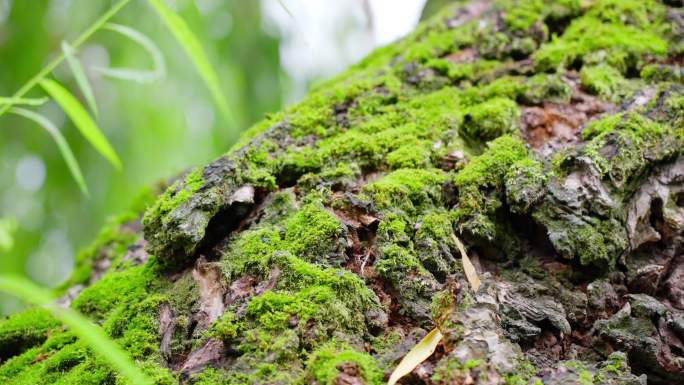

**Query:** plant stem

left=0, top=0, right=133, bottom=117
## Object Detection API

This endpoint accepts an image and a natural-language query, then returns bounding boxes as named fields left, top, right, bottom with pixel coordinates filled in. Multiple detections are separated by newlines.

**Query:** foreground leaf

left=92, top=23, right=166, bottom=83
left=40, top=78, right=122, bottom=170
left=388, top=328, right=443, bottom=385
left=10, top=107, right=89, bottom=195
left=452, top=234, right=481, bottom=291
left=0, top=97, right=48, bottom=106
left=62, top=41, right=99, bottom=118
left=0, top=275, right=153, bottom=385
left=147, top=0, right=234, bottom=126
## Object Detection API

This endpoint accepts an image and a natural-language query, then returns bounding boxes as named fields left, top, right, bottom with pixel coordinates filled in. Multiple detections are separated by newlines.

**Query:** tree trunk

left=2, top=0, right=684, bottom=384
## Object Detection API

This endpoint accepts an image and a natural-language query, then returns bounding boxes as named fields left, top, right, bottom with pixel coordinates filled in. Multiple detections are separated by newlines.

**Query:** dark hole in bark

left=650, top=197, right=665, bottom=234
left=195, top=190, right=266, bottom=261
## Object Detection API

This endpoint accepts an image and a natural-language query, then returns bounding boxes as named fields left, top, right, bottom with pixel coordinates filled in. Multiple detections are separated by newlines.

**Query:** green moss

left=454, top=135, right=528, bottom=187
left=71, top=263, right=158, bottom=320
left=363, top=168, right=446, bottom=214
left=0, top=308, right=59, bottom=360
left=461, top=97, right=520, bottom=142
left=534, top=0, right=669, bottom=72
left=387, top=142, right=432, bottom=169
left=521, top=74, right=572, bottom=105
left=580, top=111, right=680, bottom=187
left=580, top=64, right=631, bottom=102
left=222, top=227, right=283, bottom=280
left=284, top=202, right=346, bottom=266
left=453, top=135, right=533, bottom=242
left=304, top=342, right=382, bottom=385
left=209, top=312, right=243, bottom=341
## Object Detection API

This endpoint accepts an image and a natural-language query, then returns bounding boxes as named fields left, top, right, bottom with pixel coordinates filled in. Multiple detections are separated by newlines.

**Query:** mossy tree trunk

left=3, top=0, right=684, bottom=384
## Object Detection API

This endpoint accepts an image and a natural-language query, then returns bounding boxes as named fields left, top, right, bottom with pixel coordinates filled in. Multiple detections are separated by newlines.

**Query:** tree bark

left=3, top=0, right=684, bottom=384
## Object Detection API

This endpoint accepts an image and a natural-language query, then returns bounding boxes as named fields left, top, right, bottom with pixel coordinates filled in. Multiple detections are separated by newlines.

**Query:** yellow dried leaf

left=388, top=328, right=443, bottom=385
left=451, top=234, right=481, bottom=291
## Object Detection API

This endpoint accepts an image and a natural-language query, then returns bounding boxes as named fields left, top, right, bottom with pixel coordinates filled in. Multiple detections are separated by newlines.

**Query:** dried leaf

left=451, top=234, right=481, bottom=291
left=387, top=328, right=443, bottom=385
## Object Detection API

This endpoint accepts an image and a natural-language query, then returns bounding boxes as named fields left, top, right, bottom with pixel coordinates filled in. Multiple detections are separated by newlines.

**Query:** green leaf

left=147, top=0, right=234, bottom=126
left=388, top=328, right=443, bottom=385
left=92, top=23, right=166, bottom=83
left=0, top=217, right=17, bottom=253
left=10, top=107, right=89, bottom=196
left=61, top=41, right=99, bottom=118
left=40, top=78, right=122, bottom=170
left=0, top=275, right=153, bottom=385
left=0, top=97, right=49, bottom=106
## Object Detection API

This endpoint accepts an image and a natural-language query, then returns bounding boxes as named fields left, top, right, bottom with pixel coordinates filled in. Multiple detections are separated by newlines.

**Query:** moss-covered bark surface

left=3, top=0, right=684, bottom=383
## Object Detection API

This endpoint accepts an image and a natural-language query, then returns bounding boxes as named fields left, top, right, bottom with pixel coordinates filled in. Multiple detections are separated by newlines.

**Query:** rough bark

left=2, top=0, right=684, bottom=384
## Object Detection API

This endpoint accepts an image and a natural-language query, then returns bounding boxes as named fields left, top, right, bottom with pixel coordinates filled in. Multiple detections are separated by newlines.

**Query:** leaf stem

left=0, top=0, right=133, bottom=117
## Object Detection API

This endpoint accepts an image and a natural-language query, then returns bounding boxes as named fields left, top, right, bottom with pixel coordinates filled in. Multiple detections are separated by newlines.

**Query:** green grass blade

left=62, top=41, right=99, bottom=118
left=0, top=97, right=49, bottom=106
left=92, top=23, right=166, bottom=83
left=0, top=275, right=153, bottom=385
left=10, top=107, right=89, bottom=196
left=147, top=0, right=234, bottom=127
left=40, top=78, right=122, bottom=170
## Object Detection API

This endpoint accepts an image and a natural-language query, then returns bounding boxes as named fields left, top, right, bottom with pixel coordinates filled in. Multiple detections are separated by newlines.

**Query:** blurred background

left=0, top=0, right=440, bottom=314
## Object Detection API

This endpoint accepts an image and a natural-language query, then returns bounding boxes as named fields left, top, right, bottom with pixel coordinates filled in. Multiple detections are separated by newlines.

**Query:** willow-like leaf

left=147, top=0, right=234, bottom=126
left=40, top=78, right=122, bottom=170
left=62, top=41, right=99, bottom=118
left=0, top=275, right=153, bottom=385
left=0, top=97, right=48, bottom=106
left=92, top=23, right=166, bottom=83
left=10, top=107, right=89, bottom=195
left=452, top=234, right=482, bottom=291
left=388, top=328, right=443, bottom=385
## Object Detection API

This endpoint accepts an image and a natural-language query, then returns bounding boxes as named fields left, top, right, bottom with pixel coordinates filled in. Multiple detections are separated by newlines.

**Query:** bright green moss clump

left=304, top=342, right=383, bottom=385
left=580, top=64, right=631, bottom=102
left=364, top=169, right=446, bottom=214
left=461, top=97, right=520, bottom=142
left=534, top=0, right=669, bottom=72
left=0, top=308, right=59, bottom=360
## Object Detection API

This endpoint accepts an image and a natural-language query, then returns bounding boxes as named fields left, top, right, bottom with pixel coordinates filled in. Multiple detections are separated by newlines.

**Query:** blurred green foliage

left=0, top=0, right=284, bottom=308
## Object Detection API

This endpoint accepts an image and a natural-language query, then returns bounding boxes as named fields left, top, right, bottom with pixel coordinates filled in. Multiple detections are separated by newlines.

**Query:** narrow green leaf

left=0, top=217, right=17, bottom=253
left=92, top=23, right=166, bottom=83
left=61, top=41, right=99, bottom=118
left=10, top=107, right=89, bottom=196
left=39, top=78, right=122, bottom=170
left=147, top=0, right=234, bottom=127
left=388, top=328, right=443, bottom=385
left=0, top=97, right=49, bottom=106
left=0, top=275, right=153, bottom=385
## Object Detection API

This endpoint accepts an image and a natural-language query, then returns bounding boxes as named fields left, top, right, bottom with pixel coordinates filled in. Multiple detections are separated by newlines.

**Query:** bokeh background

left=0, top=0, right=439, bottom=314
